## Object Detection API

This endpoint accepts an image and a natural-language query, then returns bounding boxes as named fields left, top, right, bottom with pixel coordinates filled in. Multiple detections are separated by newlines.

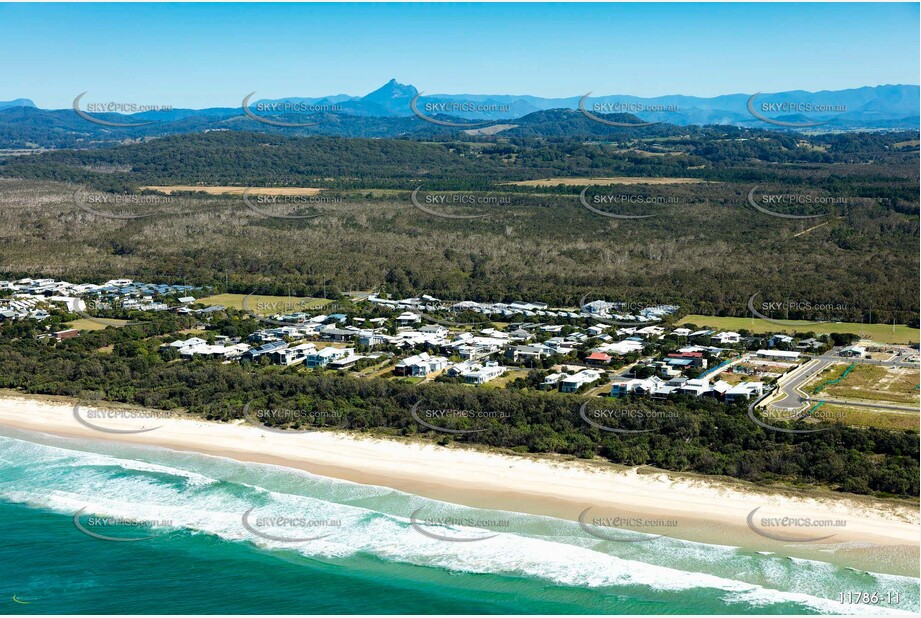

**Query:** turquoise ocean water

left=0, top=427, right=917, bottom=615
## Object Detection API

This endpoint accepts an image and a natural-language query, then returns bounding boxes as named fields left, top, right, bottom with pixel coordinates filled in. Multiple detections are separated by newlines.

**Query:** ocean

left=0, top=427, right=917, bottom=615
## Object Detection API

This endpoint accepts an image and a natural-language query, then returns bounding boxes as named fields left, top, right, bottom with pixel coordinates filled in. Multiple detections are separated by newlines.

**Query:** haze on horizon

left=0, top=2, right=918, bottom=109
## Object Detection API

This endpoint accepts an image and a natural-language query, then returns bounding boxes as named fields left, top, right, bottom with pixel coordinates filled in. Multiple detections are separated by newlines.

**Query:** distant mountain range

left=251, top=79, right=920, bottom=127
left=0, top=81, right=917, bottom=149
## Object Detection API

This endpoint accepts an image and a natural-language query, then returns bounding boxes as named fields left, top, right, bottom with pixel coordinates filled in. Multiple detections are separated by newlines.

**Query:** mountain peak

left=0, top=98, right=36, bottom=111
left=363, top=79, right=418, bottom=102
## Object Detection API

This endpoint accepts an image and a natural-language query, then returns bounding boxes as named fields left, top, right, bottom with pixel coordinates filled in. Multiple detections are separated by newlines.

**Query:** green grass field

left=196, top=293, right=332, bottom=315
left=679, top=315, right=919, bottom=345
left=65, top=318, right=131, bottom=331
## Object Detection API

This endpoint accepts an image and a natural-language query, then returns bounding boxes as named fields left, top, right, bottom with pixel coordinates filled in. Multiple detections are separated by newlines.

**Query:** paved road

left=769, top=359, right=833, bottom=410
left=768, top=353, right=919, bottom=412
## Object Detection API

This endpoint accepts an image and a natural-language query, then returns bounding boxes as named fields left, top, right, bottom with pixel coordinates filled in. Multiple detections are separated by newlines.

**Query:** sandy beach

left=1, top=394, right=917, bottom=576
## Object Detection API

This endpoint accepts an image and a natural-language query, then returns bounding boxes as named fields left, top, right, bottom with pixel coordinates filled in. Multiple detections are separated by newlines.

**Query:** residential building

left=711, top=332, right=741, bottom=345
left=394, top=352, right=449, bottom=377
left=461, top=362, right=506, bottom=385
left=755, top=349, right=801, bottom=361
left=560, top=369, right=602, bottom=393
left=304, top=347, right=350, bottom=368
left=725, top=382, right=765, bottom=404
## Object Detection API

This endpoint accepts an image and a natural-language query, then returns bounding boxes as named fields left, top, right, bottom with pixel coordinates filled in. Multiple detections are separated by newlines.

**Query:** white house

left=711, top=332, right=741, bottom=345
left=394, top=352, right=449, bottom=377
left=559, top=369, right=602, bottom=393
left=395, top=312, right=422, bottom=325
left=725, top=382, right=765, bottom=404
left=461, top=362, right=507, bottom=385
left=678, top=378, right=712, bottom=397
left=755, top=349, right=801, bottom=361
left=275, top=343, right=317, bottom=366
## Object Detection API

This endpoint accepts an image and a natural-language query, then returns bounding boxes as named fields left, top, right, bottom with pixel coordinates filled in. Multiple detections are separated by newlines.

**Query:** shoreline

left=0, top=393, right=918, bottom=577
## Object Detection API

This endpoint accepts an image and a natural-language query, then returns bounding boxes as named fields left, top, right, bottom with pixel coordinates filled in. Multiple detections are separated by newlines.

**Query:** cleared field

left=65, top=318, right=131, bottom=331
left=811, top=404, right=918, bottom=431
left=462, top=124, right=518, bottom=136
left=806, top=363, right=920, bottom=405
left=679, top=315, right=919, bottom=345
left=504, top=177, right=707, bottom=187
left=196, top=293, right=332, bottom=315
left=140, top=186, right=322, bottom=196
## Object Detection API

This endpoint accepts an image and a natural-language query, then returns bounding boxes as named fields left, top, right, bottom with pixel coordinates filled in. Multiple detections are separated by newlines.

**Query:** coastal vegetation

left=0, top=315, right=916, bottom=499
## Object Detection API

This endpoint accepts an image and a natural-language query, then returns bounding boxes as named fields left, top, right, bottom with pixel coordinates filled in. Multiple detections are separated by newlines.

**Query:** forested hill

left=2, top=129, right=919, bottom=193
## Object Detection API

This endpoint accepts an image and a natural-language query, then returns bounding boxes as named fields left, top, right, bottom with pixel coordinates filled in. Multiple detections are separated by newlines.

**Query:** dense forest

left=3, top=129, right=919, bottom=192
left=0, top=317, right=916, bottom=499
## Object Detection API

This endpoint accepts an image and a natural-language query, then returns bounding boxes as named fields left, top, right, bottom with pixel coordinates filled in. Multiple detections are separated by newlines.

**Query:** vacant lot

left=679, top=315, right=919, bottom=345
left=505, top=177, right=707, bottom=187
left=140, top=186, right=322, bottom=196
left=811, top=403, right=918, bottom=432
left=65, top=317, right=131, bottom=331
left=807, top=363, right=920, bottom=405
left=197, top=293, right=332, bottom=315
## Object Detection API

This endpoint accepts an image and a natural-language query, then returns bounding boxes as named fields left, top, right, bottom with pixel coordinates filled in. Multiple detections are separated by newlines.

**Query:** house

left=418, top=324, right=448, bottom=338
left=358, top=331, right=389, bottom=348
left=597, top=339, right=644, bottom=356
left=54, top=328, right=79, bottom=341
left=636, top=325, right=666, bottom=339
left=711, top=379, right=733, bottom=398
left=505, top=345, right=552, bottom=363
left=769, top=334, right=794, bottom=347
left=586, top=325, right=609, bottom=337
left=243, top=341, right=288, bottom=362
left=610, top=376, right=665, bottom=398
left=447, top=361, right=475, bottom=377
left=321, top=327, right=357, bottom=342
left=395, top=312, right=422, bottom=326
left=711, top=332, right=741, bottom=345
left=796, top=338, right=824, bottom=351
left=585, top=351, right=613, bottom=366
left=508, top=328, right=534, bottom=341
left=725, top=382, right=765, bottom=404
left=840, top=346, right=867, bottom=358
left=541, top=373, right=566, bottom=389
left=329, top=353, right=366, bottom=369
left=678, top=378, right=712, bottom=397
left=654, top=360, right=683, bottom=378
left=543, top=338, right=578, bottom=355
left=168, top=337, right=207, bottom=350
left=461, top=362, right=507, bottom=385
left=666, top=351, right=708, bottom=367
left=304, top=347, right=349, bottom=368
left=755, top=349, right=801, bottom=362
left=178, top=296, right=196, bottom=304
left=179, top=343, right=250, bottom=360
left=671, top=328, right=692, bottom=337
left=273, top=343, right=317, bottom=366
left=560, top=369, right=602, bottom=393
left=394, top=352, right=449, bottom=377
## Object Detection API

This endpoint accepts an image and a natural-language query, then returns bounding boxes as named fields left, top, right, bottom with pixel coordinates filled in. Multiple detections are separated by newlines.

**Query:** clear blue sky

left=1, top=2, right=918, bottom=108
